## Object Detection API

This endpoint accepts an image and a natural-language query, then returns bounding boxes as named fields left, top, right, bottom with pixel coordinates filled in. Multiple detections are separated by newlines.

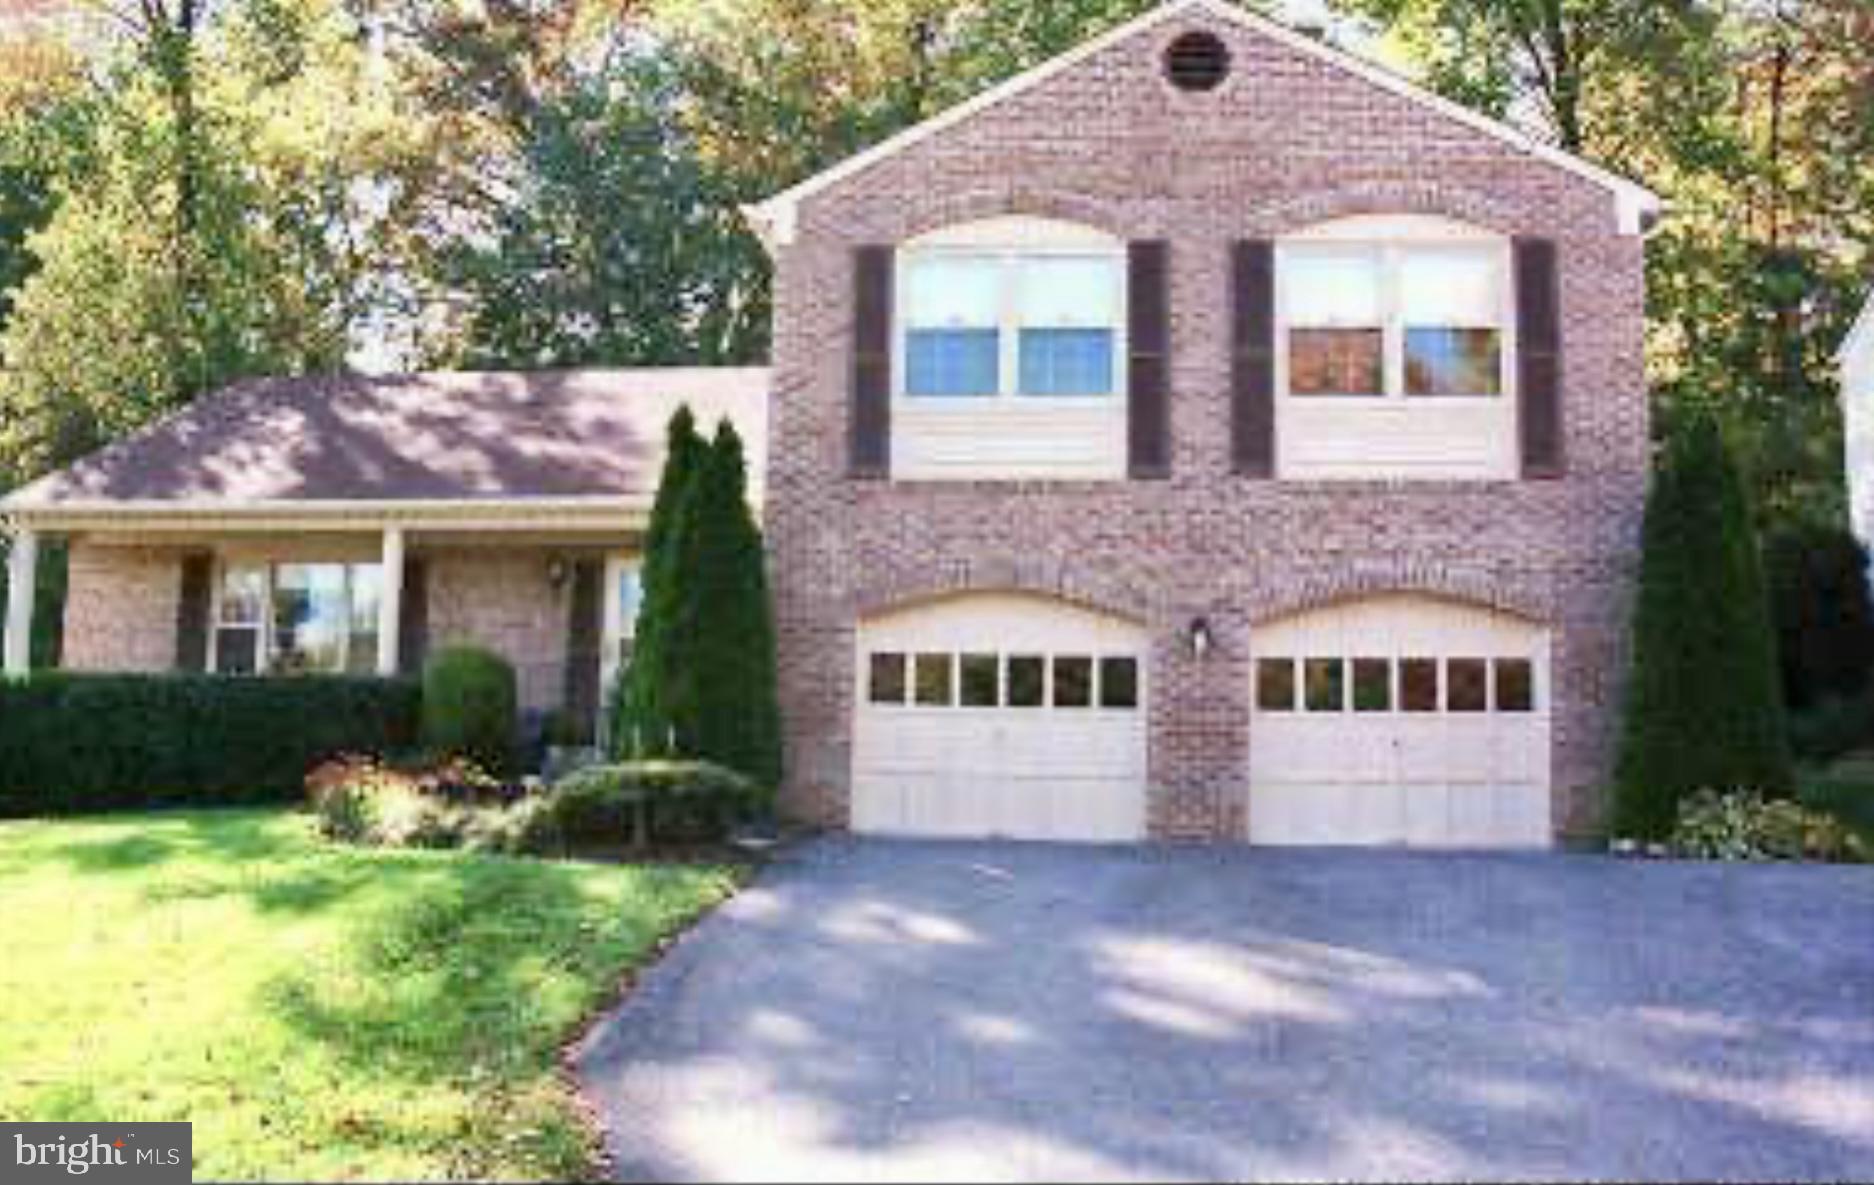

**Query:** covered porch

left=5, top=503, right=648, bottom=736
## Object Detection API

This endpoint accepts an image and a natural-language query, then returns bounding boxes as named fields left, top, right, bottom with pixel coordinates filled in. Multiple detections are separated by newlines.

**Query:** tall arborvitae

left=666, top=420, right=782, bottom=799
left=1613, top=411, right=1794, bottom=839
left=610, top=405, right=705, bottom=757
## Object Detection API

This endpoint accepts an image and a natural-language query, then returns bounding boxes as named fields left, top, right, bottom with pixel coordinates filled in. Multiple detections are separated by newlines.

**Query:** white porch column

left=4, top=526, right=39, bottom=677
left=376, top=526, right=405, bottom=677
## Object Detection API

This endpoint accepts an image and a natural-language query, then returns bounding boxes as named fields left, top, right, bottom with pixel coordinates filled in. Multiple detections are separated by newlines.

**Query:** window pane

left=618, top=564, right=645, bottom=639
left=1400, top=248, right=1499, bottom=325
left=1256, top=658, right=1296, bottom=711
left=1352, top=658, right=1391, bottom=712
left=1099, top=656, right=1139, bottom=709
left=1016, top=256, right=1119, bottom=325
left=215, top=628, right=259, bottom=675
left=869, top=652, right=907, bottom=705
left=272, top=564, right=349, bottom=674
left=345, top=565, right=382, bottom=675
left=1405, top=328, right=1501, bottom=396
left=219, top=565, right=266, bottom=625
left=1007, top=655, right=1045, bottom=707
left=1053, top=656, right=1093, bottom=707
left=1019, top=328, right=1115, bottom=395
left=906, top=328, right=1000, bottom=397
left=1447, top=658, right=1488, bottom=712
left=1401, top=658, right=1439, bottom=712
left=914, top=653, right=953, bottom=706
left=1289, top=328, right=1384, bottom=396
left=1284, top=247, right=1383, bottom=325
left=904, top=255, right=999, bottom=326
left=1304, top=658, right=1345, bottom=712
left=1495, top=659, right=1534, bottom=712
left=960, top=653, right=1000, bottom=707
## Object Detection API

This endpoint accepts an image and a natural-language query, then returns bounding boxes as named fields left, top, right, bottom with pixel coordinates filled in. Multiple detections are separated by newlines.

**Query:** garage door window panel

left=1304, top=658, right=1346, bottom=712
left=1053, top=656, right=1093, bottom=707
left=1495, top=658, right=1535, bottom=712
left=1008, top=655, right=1046, bottom=707
left=869, top=652, right=909, bottom=705
left=1447, top=658, right=1489, bottom=712
left=1257, top=658, right=1296, bottom=711
left=960, top=653, right=1000, bottom=707
left=915, top=653, right=955, bottom=706
left=1401, top=658, right=1440, bottom=712
left=1352, top=658, right=1391, bottom=712
left=1100, top=656, right=1140, bottom=709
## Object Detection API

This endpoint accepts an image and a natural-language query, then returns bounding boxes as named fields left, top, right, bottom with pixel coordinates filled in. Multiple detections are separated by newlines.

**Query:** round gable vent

left=1164, top=31, right=1231, bottom=92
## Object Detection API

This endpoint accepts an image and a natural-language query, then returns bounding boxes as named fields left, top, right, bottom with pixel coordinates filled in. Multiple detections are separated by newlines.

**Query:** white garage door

left=853, top=593, right=1148, bottom=842
left=1249, top=594, right=1552, bottom=848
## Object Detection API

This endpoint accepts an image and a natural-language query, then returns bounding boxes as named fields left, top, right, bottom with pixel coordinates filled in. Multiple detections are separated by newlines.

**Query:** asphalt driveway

left=575, top=839, right=1874, bottom=1182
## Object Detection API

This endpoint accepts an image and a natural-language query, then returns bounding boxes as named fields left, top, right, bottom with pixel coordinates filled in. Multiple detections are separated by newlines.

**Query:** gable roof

left=1843, top=288, right=1874, bottom=366
left=744, top=0, right=1664, bottom=245
left=1, top=368, right=770, bottom=516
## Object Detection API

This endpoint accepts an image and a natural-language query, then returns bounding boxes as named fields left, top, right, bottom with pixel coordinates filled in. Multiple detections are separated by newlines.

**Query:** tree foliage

left=1614, top=413, right=1793, bottom=840
left=1762, top=522, right=1874, bottom=713
left=439, top=53, right=767, bottom=369
left=610, top=408, right=780, bottom=797
left=613, top=405, right=707, bottom=757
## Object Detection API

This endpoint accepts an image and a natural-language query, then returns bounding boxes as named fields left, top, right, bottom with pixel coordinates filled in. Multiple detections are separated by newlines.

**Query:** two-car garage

left=850, top=591, right=1553, bottom=848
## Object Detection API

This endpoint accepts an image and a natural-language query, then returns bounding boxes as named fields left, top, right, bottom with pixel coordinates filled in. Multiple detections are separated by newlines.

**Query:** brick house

left=0, top=0, right=1659, bottom=845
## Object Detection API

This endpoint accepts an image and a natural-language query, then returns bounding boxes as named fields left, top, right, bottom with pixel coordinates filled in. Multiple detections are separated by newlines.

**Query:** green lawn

left=0, top=809, right=740, bottom=1181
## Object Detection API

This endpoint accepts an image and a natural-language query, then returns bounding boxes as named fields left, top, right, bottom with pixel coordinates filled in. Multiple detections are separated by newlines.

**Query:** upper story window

left=893, top=216, right=1129, bottom=480
left=1277, top=214, right=1516, bottom=480
left=901, top=224, right=1123, bottom=401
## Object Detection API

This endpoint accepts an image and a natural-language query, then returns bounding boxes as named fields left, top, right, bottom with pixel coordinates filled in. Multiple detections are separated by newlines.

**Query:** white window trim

left=1275, top=235, right=1516, bottom=407
left=894, top=224, right=1129, bottom=410
left=599, top=553, right=643, bottom=710
left=208, top=556, right=382, bottom=676
left=1272, top=215, right=1520, bottom=481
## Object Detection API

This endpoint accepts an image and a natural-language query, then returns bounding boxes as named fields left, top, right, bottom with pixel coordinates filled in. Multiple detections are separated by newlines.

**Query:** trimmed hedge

left=0, top=673, right=420, bottom=816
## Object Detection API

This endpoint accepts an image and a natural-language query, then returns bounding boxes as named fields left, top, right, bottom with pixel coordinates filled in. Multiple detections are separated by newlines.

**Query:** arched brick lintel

left=1247, top=179, right=1529, bottom=239
left=1245, top=563, right=1556, bottom=628
left=850, top=553, right=1155, bottom=627
left=868, top=187, right=1132, bottom=247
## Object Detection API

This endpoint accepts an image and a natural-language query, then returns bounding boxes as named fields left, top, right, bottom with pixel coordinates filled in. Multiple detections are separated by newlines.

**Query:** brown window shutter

left=398, top=555, right=429, bottom=676
left=563, top=559, right=604, bottom=738
left=1232, top=240, right=1277, bottom=476
left=851, top=245, right=894, bottom=478
left=174, top=553, right=212, bottom=672
left=1128, top=240, right=1171, bottom=478
left=1514, top=237, right=1564, bottom=478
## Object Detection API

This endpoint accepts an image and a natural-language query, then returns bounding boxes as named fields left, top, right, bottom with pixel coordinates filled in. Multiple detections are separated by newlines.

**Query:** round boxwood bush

left=420, top=647, right=519, bottom=774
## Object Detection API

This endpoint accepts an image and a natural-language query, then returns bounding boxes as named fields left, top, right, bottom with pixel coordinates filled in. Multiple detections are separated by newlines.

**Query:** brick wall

left=62, top=543, right=185, bottom=672
left=764, top=9, right=1649, bottom=841
left=426, top=546, right=573, bottom=716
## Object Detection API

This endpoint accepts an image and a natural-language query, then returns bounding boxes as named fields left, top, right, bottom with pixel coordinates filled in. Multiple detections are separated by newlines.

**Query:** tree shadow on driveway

left=576, top=839, right=1874, bottom=1183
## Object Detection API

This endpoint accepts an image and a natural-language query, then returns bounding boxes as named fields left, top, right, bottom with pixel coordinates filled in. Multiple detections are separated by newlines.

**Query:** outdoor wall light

left=1187, top=615, right=1214, bottom=659
left=546, top=557, right=571, bottom=591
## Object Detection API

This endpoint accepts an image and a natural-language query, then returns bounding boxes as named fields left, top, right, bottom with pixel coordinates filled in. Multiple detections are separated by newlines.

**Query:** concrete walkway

left=576, top=838, right=1874, bottom=1182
